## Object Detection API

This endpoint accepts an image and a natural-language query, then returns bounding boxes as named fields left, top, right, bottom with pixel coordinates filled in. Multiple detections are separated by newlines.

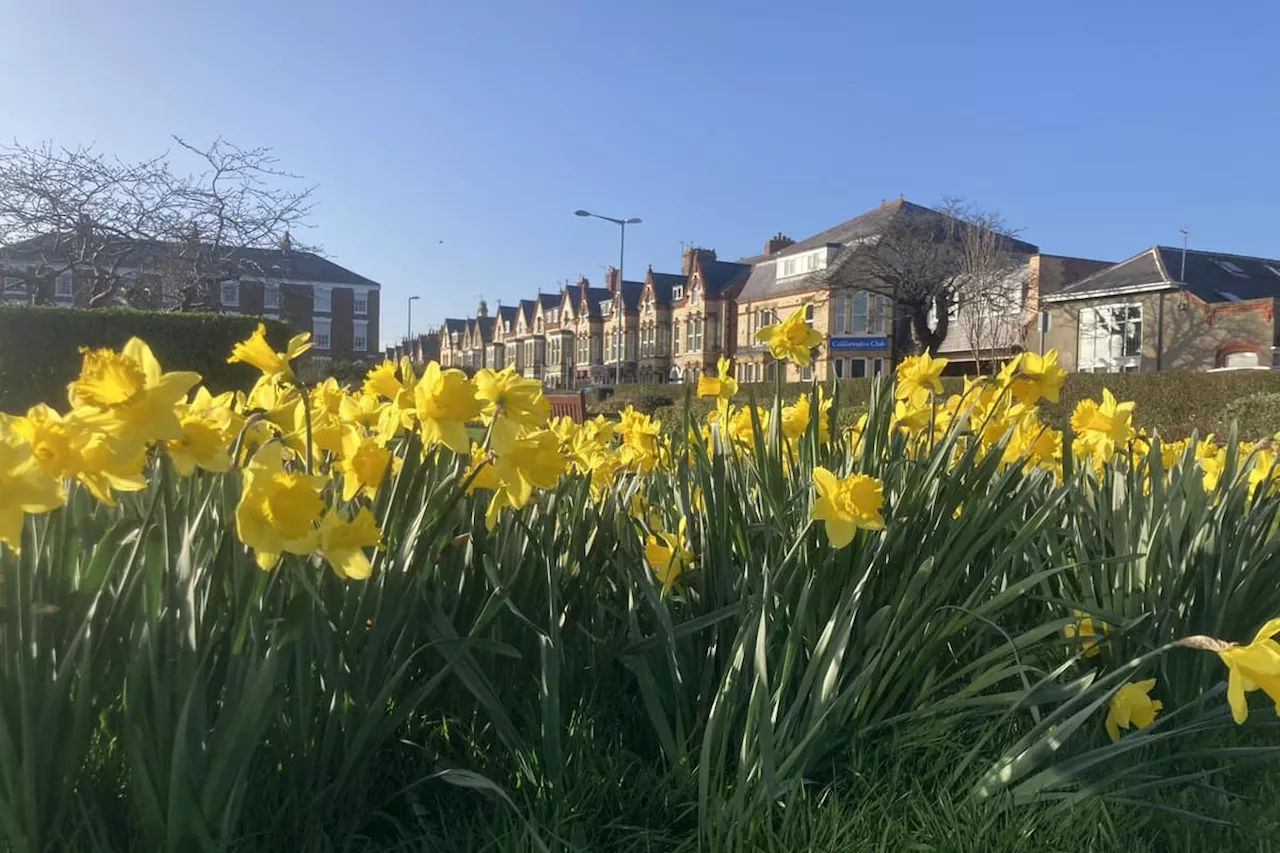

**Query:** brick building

left=1043, top=247, right=1280, bottom=372
left=0, top=237, right=381, bottom=362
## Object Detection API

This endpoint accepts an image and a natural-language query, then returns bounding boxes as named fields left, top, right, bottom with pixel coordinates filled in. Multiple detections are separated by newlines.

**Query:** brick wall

left=331, top=287, right=354, bottom=353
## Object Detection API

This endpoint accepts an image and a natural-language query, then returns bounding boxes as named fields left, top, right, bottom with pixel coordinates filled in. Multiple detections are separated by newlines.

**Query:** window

left=694, top=316, right=703, bottom=351
left=353, top=320, right=368, bottom=351
left=659, top=325, right=670, bottom=356
left=2, top=275, right=25, bottom=303
left=55, top=271, right=74, bottom=299
left=853, top=292, right=868, bottom=333
left=691, top=286, right=700, bottom=305
left=627, top=331, right=636, bottom=360
left=804, top=304, right=814, bottom=325
left=313, top=318, right=331, bottom=349
left=801, top=364, right=813, bottom=382
left=673, top=322, right=681, bottom=355
left=707, top=315, right=718, bottom=351
left=264, top=283, right=280, bottom=311
left=221, top=280, right=240, bottom=307
left=353, top=291, right=367, bottom=315
left=849, top=358, right=867, bottom=378
left=833, top=357, right=844, bottom=378
left=872, top=358, right=884, bottom=376
left=1211, top=258, right=1248, bottom=277
left=782, top=258, right=798, bottom=277
left=672, top=285, right=684, bottom=301
left=314, top=286, right=331, bottom=312
left=1078, top=304, right=1143, bottom=371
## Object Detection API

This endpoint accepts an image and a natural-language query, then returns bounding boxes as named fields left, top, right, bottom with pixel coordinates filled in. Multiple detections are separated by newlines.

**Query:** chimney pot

left=763, top=233, right=795, bottom=257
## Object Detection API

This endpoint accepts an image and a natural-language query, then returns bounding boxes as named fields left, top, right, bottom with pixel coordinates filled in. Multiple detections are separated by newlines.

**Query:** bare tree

left=820, top=198, right=1026, bottom=356
left=0, top=137, right=315, bottom=309
left=939, top=198, right=1028, bottom=370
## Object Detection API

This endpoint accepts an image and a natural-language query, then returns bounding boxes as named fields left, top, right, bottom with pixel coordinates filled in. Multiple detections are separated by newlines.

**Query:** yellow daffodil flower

left=1105, top=678, right=1163, bottom=741
left=69, top=338, right=201, bottom=456
left=895, top=350, right=948, bottom=400
left=1006, top=349, right=1068, bottom=405
left=1070, top=390, right=1135, bottom=463
left=755, top=306, right=823, bottom=367
left=227, top=323, right=312, bottom=383
left=482, top=429, right=565, bottom=528
left=475, top=366, right=550, bottom=447
left=317, top=507, right=382, bottom=580
left=645, top=518, right=692, bottom=592
left=0, top=422, right=65, bottom=553
left=414, top=362, right=483, bottom=454
left=338, top=427, right=399, bottom=501
left=811, top=466, right=885, bottom=548
left=235, top=444, right=327, bottom=570
left=1217, top=617, right=1280, bottom=724
left=1063, top=611, right=1107, bottom=658
left=697, top=357, right=739, bottom=406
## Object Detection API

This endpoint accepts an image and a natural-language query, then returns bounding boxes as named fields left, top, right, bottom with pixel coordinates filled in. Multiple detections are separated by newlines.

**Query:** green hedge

left=600, top=371, right=1280, bottom=440
left=0, top=305, right=294, bottom=414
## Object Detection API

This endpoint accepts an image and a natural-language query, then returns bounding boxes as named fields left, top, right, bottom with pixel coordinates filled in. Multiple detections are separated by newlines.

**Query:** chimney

left=763, top=233, right=794, bottom=257
left=682, top=246, right=718, bottom=276
left=279, top=230, right=293, bottom=253
left=605, top=266, right=620, bottom=292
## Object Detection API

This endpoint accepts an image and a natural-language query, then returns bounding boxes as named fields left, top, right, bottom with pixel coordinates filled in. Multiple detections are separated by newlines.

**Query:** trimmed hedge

left=0, top=305, right=293, bottom=414
left=600, top=371, right=1280, bottom=440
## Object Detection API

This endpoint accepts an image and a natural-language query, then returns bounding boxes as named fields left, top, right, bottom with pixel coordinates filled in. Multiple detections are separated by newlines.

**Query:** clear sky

left=3, top=1, right=1278, bottom=347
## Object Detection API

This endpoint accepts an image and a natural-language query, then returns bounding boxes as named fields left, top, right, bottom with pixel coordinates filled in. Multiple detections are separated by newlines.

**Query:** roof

left=496, top=304, right=518, bottom=323
left=517, top=299, right=536, bottom=328
left=1047, top=246, right=1280, bottom=304
left=737, top=199, right=1038, bottom=302
left=443, top=318, right=466, bottom=335
left=579, top=286, right=612, bottom=318
left=699, top=259, right=752, bottom=294
left=476, top=316, right=496, bottom=343
left=537, top=292, right=560, bottom=311
left=0, top=234, right=379, bottom=287
left=618, top=281, right=645, bottom=311
left=648, top=271, right=687, bottom=303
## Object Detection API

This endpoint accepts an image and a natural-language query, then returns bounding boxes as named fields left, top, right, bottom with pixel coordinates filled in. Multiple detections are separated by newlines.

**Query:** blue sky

left=3, top=1, right=1278, bottom=347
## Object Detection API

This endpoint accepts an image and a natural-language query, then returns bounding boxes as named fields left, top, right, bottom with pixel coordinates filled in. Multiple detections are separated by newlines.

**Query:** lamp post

left=407, top=295, right=420, bottom=343
left=575, top=209, right=641, bottom=386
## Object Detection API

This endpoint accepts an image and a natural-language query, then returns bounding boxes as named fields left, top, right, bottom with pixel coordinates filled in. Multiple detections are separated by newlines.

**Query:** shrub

left=1216, top=391, right=1280, bottom=440
left=0, top=305, right=293, bottom=413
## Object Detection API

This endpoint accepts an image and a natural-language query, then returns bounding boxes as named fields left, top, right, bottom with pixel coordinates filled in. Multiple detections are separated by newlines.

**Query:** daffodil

left=235, top=444, right=327, bottom=570
left=363, top=358, right=419, bottom=430
left=69, top=338, right=201, bottom=456
left=475, top=366, right=550, bottom=446
left=414, top=362, right=483, bottom=454
left=1004, top=350, right=1067, bottom=404
left=1071, top=390, right=1135, bottom=463
left=1217, top=617, right=1280, bottom=724
left=1105, top=679, right=1163, bottom=741
left=338, top=427, right=399, bottom=501
left=645, top=518, right=692, bottom=592
left=1063, top=611, right=1106, bottom=658
left=164, top=389, right=238, bottom=476
left=895, top=350, right=948, bottom=399
left=317, top=507, right=381, bottom=580
left=0, top=422, right=65, bottom=553
left=697, top=357, right=739, bottom=408
left=227, top=323, right=312, bottom=383
left=755, top=306, right=824, bottom=367
left=781, top=392, right=811, bottom=443
left=482, top=429, right=565, bottom=528
left=76, top=434, right=149, bottom=505
left=811, top=466, right=885, bottom=548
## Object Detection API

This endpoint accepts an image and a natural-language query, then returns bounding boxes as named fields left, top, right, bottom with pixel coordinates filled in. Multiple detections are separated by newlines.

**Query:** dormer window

left=672, top=285, right=685, bottom=300
left=777, top=249, right=827, bottom=280
left=691, top=285, right=700, bottom=305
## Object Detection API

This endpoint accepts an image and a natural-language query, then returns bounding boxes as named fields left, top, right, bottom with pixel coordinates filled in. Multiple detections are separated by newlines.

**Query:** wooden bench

left=544, top=390, right=586, bottom=424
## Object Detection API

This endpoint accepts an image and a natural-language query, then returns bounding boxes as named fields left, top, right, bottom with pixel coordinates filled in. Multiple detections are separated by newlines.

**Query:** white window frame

left=833, top=357, right=844, bottom=379
left=264, top=282, right=280, bottom=312
left=353, top=291, right=367, bottom=315
left=672, top=285, right=685, bottom=301
left=221, top=279, right=240, bottom=307
left=801, top=363, right=813, bottom=382
left=313, top=286, right=332, bottom=313
left=1077, top=303, right=1142, bottom=372
left=353, top=320, right=368, bottom=351
left=848, top=357, right=868, bottom=379
left=313, top=318, right=332, bottom=350
left=55, top=271, right=74, bottom=299
left=872, top=357, right=884, bottom=376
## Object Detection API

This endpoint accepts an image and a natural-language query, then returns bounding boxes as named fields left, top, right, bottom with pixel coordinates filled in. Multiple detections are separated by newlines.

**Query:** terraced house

left=432, top=198, right=1112, bottom=386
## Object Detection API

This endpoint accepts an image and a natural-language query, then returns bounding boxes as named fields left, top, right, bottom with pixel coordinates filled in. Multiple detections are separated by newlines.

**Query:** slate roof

left=648, top=271, right=687, bottom=304
left=537, top=292, right=560, bottom=311
left=1047, top=246, right=1280, bottom=304
left=516, top=299, right=536, bottom=330
left=0, top=235, right=379, bottom=287
left=737, top=199, right=1038, bottom=303
left=442, top=318, right=466, bottom=336
left=618, top=281, right=645, bottom=311
left=699, top=259, right=752, bottom=295
left=579, top=287, right=612, bottom=318
left=476, top=316, right=495, bottom=343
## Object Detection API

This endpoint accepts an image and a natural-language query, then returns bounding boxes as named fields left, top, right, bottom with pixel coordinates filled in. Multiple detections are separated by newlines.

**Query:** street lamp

left=575, top=210, right=641, bottom=386
left=407, top=295, right=420, bottom=343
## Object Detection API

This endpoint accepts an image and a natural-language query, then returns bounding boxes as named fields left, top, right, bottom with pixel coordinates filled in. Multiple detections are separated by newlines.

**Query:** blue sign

left=829, top=336, right=888, bottom=351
